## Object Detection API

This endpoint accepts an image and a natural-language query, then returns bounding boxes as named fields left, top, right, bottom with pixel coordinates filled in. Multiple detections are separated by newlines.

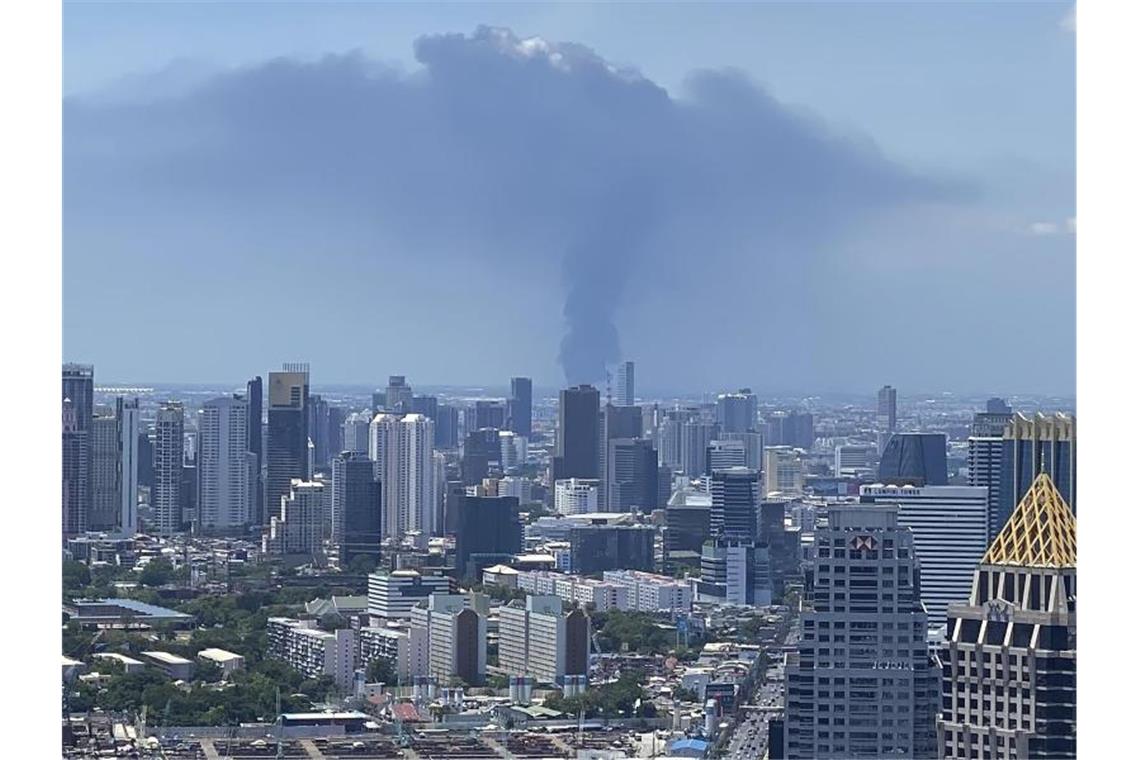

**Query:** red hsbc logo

left=850, top=535, right=878, bottom=551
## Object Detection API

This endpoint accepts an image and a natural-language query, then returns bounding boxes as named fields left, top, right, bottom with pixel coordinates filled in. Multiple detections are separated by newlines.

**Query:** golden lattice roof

left=982, top=472, right=1076, bottom=568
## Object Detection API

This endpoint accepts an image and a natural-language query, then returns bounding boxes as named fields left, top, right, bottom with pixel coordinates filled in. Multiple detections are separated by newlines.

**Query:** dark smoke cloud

left=65, top=26, right=961, bottom=386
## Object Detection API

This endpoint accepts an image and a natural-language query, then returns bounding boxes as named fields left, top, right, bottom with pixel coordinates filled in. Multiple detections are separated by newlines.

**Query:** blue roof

left=670, top=738, right=711, bottom=752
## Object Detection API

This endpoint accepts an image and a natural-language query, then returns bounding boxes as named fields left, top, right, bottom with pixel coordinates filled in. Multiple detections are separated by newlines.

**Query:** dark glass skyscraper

left=508, top=377, right=533, bottom=438
left=62, top=364, right=94, bottom=536
left=605, top=438, right=659, bottom=512
left=435, top=405, right=459, bottom=449
left=877, top=384, right=898, bottom=431
left=461, top=428, right=502, bottom=486
left=716, top=389, right=758, bottom=435
left=878, top=432, right=948, bottom=486
left=996, top=413, right=1076, bottom=535
left=265, top=368, right=310, bottom=525
left=454, top=495, right=522, bottom=580
left=710, top=467, right=761, bottom=540
left=246, top=376, right=263, bottom=528
left=331, top=451, right=382, bottom=568
left=553, top=385, right=600, bottom=481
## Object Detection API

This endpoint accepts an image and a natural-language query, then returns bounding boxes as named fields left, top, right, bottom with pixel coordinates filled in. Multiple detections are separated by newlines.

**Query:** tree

left=139, top=558, right=175, bottom=587
left=318, top=612, right=346, bottom=632
left=366, top=658, right=396, bottom=685
left=63, top=560, right=91, bottom=590
left=347, top=554, right=379, bottom=575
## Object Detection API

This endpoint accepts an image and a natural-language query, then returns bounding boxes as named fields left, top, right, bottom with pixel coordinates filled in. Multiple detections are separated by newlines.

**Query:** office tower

left=342, top=411, right=372, bottom=454
left=997, top=413, right=1076, bottom=538
left=554, top=479, right=600, bottom=515
left=968, top=408, right=1014, bottom=541
left=386, top=375, right=414, bottom=413
left=760, top=500, right=801, bottom=597
left=326, top=406, right=347, bottom=462
left=62, top=397, right=90, bottom=536
left=716, top=389, right=758, bottom=435
left=471, top=400, right=507, bottom=431
left=461, top=428, right=502, bottom=486
left=265, top=368, right=310, bottom=525
left=859, top=484, right=989, bottom=628
left=371, top=391, right=386, bottom=416
left=599, top=404, right=644, bottom=506
left=62, top=364, right=94, bottom=534
left=723, top=430, right=763, bottom=470
left=197, top=395, right=252, bottom=532
left=246, top=376, right=263, bottom=520
left=137, top=430, right=154, bottom=489
left=265, top=479, right=325, bottom=556
left=435, top=405, right=460, bottom=449
left=878, top=433, right=948, bottom=486
left=329, top=451, right=382, bottom=568
left=411, top=394, right=438, bottom=421
left=664, top=502, right=711, bottom=573
left=681, top=420, right=719, bottom=478
left=553, top=385, right=600, bottom=481
left=766, top=411, right=815, bottom=450
left=706, top=439, right=747, bottom=474
left=878, top=385, right=898, bottom=432
left=152, top=402, right=185, bottom=535
left=613, top=361, right=635, bottom=406
left=605, top=438, right=659, bottom=512
left=455, top=495, right=522, bottom=580
left=181, top=457, right=198, bottom=529
left=568, top=524, right=654, bottom=574
left=370, top=413, right=438, bottom=538
left=508, top=377, right=533, bottom=438
left=307, top=394, right=331, bottom=470
left=764, top=446, right=804, bottom=495
left=409, top=594, right=487, bottom=686
left=784, top=504, right=939, bottom=759
left=117, top=397, right=141, bottom=535
left=985, top=397, right=1013, bottom=415
left=710, top=467, right=761, bottom=540
left=499, top=431, right=527, bottom=470
left=697, top=538, right=771, bottom=605
left=499, top=595, right=588, bottom=685
left=368, top=570, right=453, bottom=622
left=938, top=473, right=1076, bottom=759
left=656, top=407, right=695, bottom=471
left=89, top=409, right=120, bottom=531
left=834, top=443, right=876, bottom=477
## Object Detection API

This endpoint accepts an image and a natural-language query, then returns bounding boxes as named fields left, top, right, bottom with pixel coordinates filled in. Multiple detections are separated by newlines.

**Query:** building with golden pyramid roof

left=938, top=472, right=1076, bottom=759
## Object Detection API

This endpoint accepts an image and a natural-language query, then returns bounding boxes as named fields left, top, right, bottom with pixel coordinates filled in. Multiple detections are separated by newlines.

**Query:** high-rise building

left=697, top=538, right=771, bottom=605
left=938, top=473, right=1076, bottom=759
left=985, top=396, right=1013, bottom=415
left=499, top=430, right=526, bottom=470
left=265, top=479, right=325, bottom=556
left=265, top=368, right=310, bottom=526
left=613, top=361, right=635, bottom=406
left=411, top=394, right=438, bottom=422
left=766, top=411, right=815, bottom=450
left=246, top=376, right=263, bottom=518
left=153, top=401, right=185, bottom=535
left=605, top=438, right=659, bottom=512
left=266, top=617, right=356, bottom=694
left=664, top=502, right=711, bottom=573
left=997, top=413, right=1076, bottom=537
left=834, top=443, right=876, bottom=477
left=455, top=495, right=522, bottom=580
left=681, top=420, right=719, bottom=478
left=386, top=375, right=414, bottom=413
left=508, top=377, right=533, bottom=438
left=89, top=409, right=120, bottom=531
left=461, top=428, right=502, bottom=486
left=370, top=413, right=438, bottom=538
left=307, top=394, right=331, bottom=471
left=859, top=484, right=989, bottom=628
left=710, top=467, right=761, bottom=540
left=568, top=524, right=655, bottom=574
left=967, top=409, right=1014, bottom=541
left=723, top=430, right=763, bottom=470
left=367, top=570, right=453, bottom=622
left=764, top=446, right=804, bottom=495
left=341, top=411, right=372, bottom=454
left=706, top=439, right=747, bottom=474
left=470, top=400, right=507, bottom=432
left=117, top=397, right=141, bottom=535
left=878, top=433, right=948, bottom=486
left=499, top=595, right=588, bottom=686
left=554, top=479, right=600, bottom=516
left=62, top=397, right=90, bottom=537
left=435, top=405, right=460, bottom=449
left=878, top=385, right=898, bottom=432
left=553, top=385, right=600, bottom=481
left=409, top=594, right=487, bottom=686
left=599, top=404, right=644, bottom=507
left=197, top=395, right=253, bottom=532
left=62, top=364, right=95, bottom=536
left=331, top=451, right=382, bottom=568
left=716, top=389, right=758, bottom=435
left=784, top=504, right=939, bottom=759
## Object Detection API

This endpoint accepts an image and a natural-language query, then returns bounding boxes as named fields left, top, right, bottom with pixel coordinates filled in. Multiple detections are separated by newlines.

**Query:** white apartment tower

left=555, top=478, right=600, bottom=515
left=117, top=397, right=141, bottom=535
left=370, top=413, right=438, bottom=538
left=152, top=402, right=185, bottom=535
left=197, top=395, right=253, bottom=531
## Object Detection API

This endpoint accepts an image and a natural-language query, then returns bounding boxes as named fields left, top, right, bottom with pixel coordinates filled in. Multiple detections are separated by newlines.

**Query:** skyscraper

left=859, top=483, right=989, bottom=628
left=117, top=397, right=141, bottom=535
left=370, top=413, right=437, bottom=538
left=89, top=408, right=120, bottom=532
left=246, top=376, right=263, bottom=523
left=153, top=401, right=186, bottom=535
left=766, top=411, right=815, bottom=450
left=710, top=467, right=761, bottom=540
left=553, top=385, right=600, bottom=481
left=265, top=368, right=309, bottom=526
left=62, top=397, right=89, bottom=537
left=454, top=495, right=522, bottom=580
left=386, top=375, right=414, bottom=413
left=784, top=504, right=939, bottom=759
left=968, top=408, right=1015, bottom=541
left=996, top=412, right=1076, bottom=536
left=461, top=428, right=502, bottom=486
left=342, top=411, right=371, bottom=454
left=331, top=451, right=382, bottom=568
left=877, top=384, right=898, bottom=432
left=307, top=393, right=331, bottom=471
left=499, top=596, right=588, bottom=686
left=706, top=439, right=747, bottom=474
left=265, top=479, right=325, bottom=556
left=197, top=395, right=253, bottom=532
left=763, top=446, right=804, bottom=495
left=938, top=473, right=1076, bottom=759
left=681, top=419, right=719, bottom=478
left=605, top=438, right=659, bottom=512
left=598, top=403, right=643, bottom=507
left=614, top=361, right=635, bottom=406
left=878, top=433, right=948, bottom=486
left=508, top=377, right=533, bottom=438
left=716, top=389, right=758, bottom=435
left=435, top=405, right=459, bottom=449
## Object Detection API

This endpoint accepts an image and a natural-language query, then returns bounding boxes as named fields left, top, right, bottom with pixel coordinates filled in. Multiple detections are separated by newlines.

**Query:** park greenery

left=543, top=669, right=656, bottom=719
left=592, top=609, right=705, bottom=657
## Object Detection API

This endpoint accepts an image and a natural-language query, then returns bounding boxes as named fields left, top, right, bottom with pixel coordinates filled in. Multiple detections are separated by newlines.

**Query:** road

left=723, top=627, right=798, bottom=760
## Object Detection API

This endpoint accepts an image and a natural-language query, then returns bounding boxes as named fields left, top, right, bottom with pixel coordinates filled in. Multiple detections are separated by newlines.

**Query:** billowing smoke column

left=64, top=27, right=956, bottom=388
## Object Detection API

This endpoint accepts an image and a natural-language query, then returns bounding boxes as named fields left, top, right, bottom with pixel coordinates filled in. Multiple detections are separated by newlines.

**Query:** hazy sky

left=64, top=1, right=1075, bottom=394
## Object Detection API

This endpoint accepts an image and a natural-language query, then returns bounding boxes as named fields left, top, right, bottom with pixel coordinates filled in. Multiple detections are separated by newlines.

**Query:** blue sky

left=63, top=2, right=1075, bottom=394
